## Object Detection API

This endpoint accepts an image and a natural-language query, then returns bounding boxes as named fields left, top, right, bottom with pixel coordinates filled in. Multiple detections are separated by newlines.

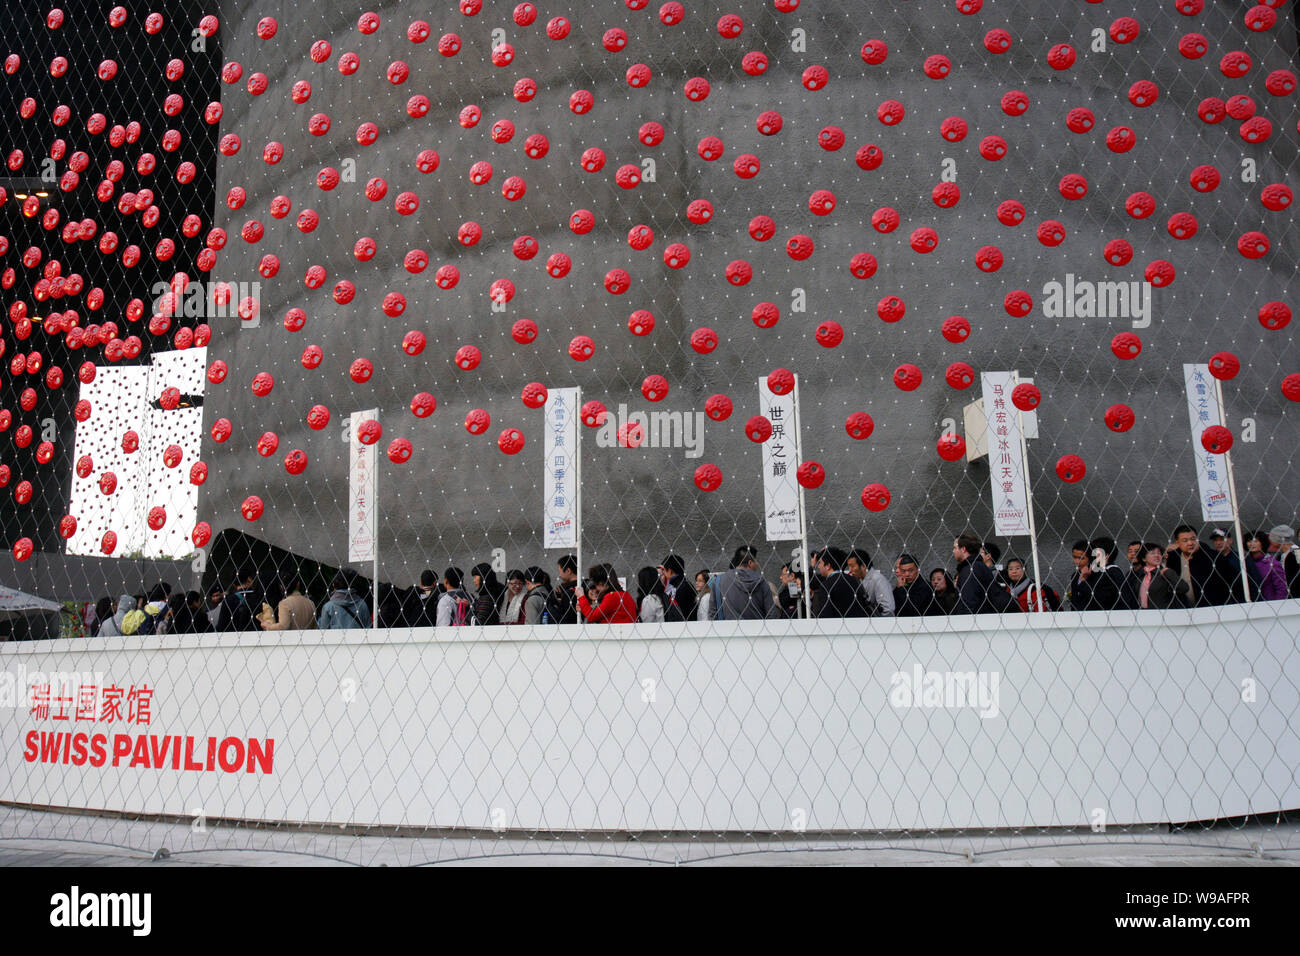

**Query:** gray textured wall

left=200, top=0, right=1298, bottom=588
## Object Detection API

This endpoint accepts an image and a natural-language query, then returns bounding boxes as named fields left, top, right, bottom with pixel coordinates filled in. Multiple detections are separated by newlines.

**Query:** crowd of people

left=81, top=522, right=1300, bottom=637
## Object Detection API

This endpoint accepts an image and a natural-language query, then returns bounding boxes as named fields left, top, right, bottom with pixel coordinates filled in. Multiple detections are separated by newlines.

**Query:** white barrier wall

left=3, top=603, right=1298, bottom=832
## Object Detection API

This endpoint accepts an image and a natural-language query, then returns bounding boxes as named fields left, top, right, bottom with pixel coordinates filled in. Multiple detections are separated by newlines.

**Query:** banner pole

left=1014, top=373, right=1046, bottom=615
left=793, top=376, right=811, bottom=620
left=372, top=427, right=379, bottom=628
left=1214, top=377, right=1252, bottom=604
left=575, top=386, right=583, bottom=618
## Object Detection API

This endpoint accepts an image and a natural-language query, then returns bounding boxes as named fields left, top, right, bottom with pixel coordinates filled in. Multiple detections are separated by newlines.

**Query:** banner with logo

left=348, top=409, right=378, bottom=563
left=980, top=371, right=1031, bottom=536
left=1183, top=364, right=1234, bottom=522
left=758, top=377, right=802, bottom=541
left=543, top=388, right=579, bottom=549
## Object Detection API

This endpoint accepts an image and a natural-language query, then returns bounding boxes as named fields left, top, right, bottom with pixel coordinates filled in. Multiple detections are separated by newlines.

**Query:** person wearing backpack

left=436, top=567, right=474, bottom=626
left=1005, top=557, right=1060, bottom=612
left=318, top=573, right=370, bottom=629
left=522, top=567, right=551, bottom=624
left=125, top=583, right=172, bottom=636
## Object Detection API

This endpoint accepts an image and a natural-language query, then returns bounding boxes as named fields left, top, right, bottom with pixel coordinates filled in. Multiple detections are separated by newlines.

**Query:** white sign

left=980, top=371, right=1031, bottom=536
left=543, top=388, right=579, bottom=549
left=348, top=409, right=378, bottom=563
left=1183, top=364, right=1234, bottom=523
left=759, top=377, right=801, bottom=541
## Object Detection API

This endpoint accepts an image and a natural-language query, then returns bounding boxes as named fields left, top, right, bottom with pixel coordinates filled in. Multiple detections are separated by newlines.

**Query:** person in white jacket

left=847, top=549, right=896, bottom=616
left=694, top=570, right=713, bottom=622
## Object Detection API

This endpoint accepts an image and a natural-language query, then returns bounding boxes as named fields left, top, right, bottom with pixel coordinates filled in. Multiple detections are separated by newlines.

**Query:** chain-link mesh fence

left=1, top=0, right=1298, bottom=863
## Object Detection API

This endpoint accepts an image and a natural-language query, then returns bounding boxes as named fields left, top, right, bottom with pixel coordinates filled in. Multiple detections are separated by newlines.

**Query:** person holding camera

left=576, top=564, right=638, bottom=623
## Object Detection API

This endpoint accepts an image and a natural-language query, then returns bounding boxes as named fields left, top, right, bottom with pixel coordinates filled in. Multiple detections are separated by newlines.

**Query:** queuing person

left=1126, top=540, right=1144, bottom=574
left=90, top=597, right=114, bottom=637
left=1066, top=538, right=1127, bottom=611
left=814, top=547, right=875, bottom=617
left=1267, top=525, right=1300, bottom=598
left=1247, top=532, right=1288, bottom=601
left=206, top=585, right=226, bottom=630
left=929, top=570, right=958, bottom=614
left=1132, top=543, right=1191, bottom=609
left=471, top=563, right=506, bottom=625
left=161, top=592, right=190, bottom=634
left=1164, top=525, right=1220, bottom=607
left=318, top=573, right=370, bottom=629
left=1094, top=536, right=1136, bottom=609
left=981, top=541, right=1009, bottom=589
left=636, top=567, right=668, bottom=623
left=577, top=564, right=638, bottom=623
left=777, top=563, right=805, bottom=618
left=523, top=567, right=551, bottom=624
left=846, top=548, right=895, bottom=616
left=694, top=570, right=713, bottom=621
left=130, top=584, right=173, bottom=635
left=952, top=533, right=1017, bottom=614
left=260, top=578, right=316, bottom=631
left=1004, top=558, right=1060, bottom=612
left=437, top=568, right=474, bottom=626
left=399, top=570, right=442, bottom=628
left=98, top=595, right=131, bottom=637
left=892, top=554, right=934, bottom=617
left=501, top=570, right=529, bottom=624
left=545, top=555, right=579, bottom=624
left=1209, top=529, right=1250, bottom=602
left=220, top=571, right=262, bottom=632
left=709, top=545, right=779, bottom=620
left=658, top=555, right=698, bottom=622
left=184, top=591, right=214, bottom=633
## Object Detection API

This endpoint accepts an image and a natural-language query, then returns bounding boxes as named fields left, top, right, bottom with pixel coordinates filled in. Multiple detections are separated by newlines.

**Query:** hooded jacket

left=709, top=567, right=779, bottom=620
left=318, top=589, right=370, bottom=629
left=97, top=593, right=135, bottom=637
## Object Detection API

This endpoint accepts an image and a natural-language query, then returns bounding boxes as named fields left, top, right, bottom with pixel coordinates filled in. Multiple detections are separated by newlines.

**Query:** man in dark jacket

left=658, top=554, right=698, bottom=622
left=814, top=547, right=874, bottom=618
left=952, top=533, right=1017, bottom=614
left=1164, top=525, right=1221, bottom=607
left=1066, top=538, right=1128, bottom=611
left=220, top=570, right=261, bottom=632
left=544, top=555, right=579, bottom=624
left=1208, top=530, right=1252, bottom=603
left=401, top=570, right=441, bottom=627
left=892, top=554, right=935, bottom=617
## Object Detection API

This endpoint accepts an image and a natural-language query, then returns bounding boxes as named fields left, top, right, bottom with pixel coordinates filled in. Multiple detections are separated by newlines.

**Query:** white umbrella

left=0, top=584, right=62, bottom=619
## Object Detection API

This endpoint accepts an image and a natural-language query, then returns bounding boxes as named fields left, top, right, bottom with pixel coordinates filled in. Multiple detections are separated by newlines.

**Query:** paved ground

left=2, top=806, right=1297, bottom=866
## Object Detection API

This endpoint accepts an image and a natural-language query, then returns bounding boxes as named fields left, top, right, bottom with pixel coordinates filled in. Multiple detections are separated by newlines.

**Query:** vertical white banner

left=759, top=377, right=801, bottom=541
left=544, top=388, right=579, bottom=549
left=1183, top=364, right=1235, bottom=523
left=981, top=371, right=1032, bottom=536
left=348, top=409, right=378, bottom=563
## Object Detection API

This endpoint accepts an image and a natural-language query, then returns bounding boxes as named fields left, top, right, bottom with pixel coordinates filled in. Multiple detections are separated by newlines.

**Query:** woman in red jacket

left=576, top=564, right=638, bottom=623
